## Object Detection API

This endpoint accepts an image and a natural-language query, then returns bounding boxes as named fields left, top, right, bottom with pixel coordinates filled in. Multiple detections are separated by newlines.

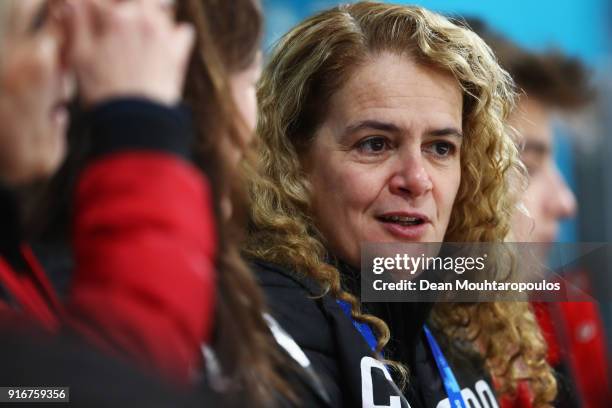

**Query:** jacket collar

left=329, top=254, right=433, bottom=364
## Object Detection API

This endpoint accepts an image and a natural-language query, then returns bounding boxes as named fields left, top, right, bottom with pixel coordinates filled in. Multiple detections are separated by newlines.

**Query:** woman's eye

left=522, top=157, right=541, bottom=177
left=425, top=141, right=456, bottom=158
left=29, top=3, right=50, bottom=33
left=356, top=137, right=389, bottom=154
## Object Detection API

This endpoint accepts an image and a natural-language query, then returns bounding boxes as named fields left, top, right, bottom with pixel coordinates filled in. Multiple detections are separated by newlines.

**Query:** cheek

left=218, top=133, right=241, bottom=168
left=308, top=161, right=382, bottom=265
left=521, top=183, right=539, bottom=215
left=525, top=175, right=549, bottom=214
left=230, top=80, right=257, bottom=135
left=1, top=41, right=58, bottom=102
left=511, top=205, right=534, bottom=241
left=514, top=179, right=548, bottom=240
left=1, top=56, right=35, bottom=97
left=434, top=163, right=461, bottom=219
left=311, top=160, right=382, bottom=219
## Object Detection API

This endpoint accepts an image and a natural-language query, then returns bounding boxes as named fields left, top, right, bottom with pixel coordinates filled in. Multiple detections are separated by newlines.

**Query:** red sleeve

left=67, top=151, right=216, bottom=385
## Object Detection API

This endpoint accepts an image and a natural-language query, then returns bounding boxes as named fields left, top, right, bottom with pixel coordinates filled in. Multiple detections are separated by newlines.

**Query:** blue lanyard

left=337, top=299, right=379, bottom=353
left=423, top=325, right=467, bottom=408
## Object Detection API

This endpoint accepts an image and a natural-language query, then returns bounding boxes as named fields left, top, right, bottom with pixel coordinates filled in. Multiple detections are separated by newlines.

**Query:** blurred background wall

left=262, top=0, right=612, bottom=353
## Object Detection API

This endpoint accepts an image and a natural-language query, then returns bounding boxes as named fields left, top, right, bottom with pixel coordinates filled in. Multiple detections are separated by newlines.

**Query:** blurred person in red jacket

left=9, top=1, right=331, bottom=406
left=468, top=18, right=610, bottom=408
left=0, top=0, right=217, bottom=388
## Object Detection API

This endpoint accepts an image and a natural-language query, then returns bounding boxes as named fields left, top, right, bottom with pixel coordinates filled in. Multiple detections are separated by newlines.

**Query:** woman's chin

left=40, top=134, right=67, bottom=179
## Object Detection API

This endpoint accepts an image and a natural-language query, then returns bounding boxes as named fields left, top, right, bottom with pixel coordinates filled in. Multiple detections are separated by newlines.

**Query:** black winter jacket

left=253, top=259, right=501, bottom=408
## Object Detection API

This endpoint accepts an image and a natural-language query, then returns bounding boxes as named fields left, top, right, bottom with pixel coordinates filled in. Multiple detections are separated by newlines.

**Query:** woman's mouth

left=377, top=213, right=430, bottom=239
left=378, top=214, right=426, bottom=226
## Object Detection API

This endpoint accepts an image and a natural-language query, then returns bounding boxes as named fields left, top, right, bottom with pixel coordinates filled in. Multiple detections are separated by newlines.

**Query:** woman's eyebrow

left=426, top=127, right=463, bottom=138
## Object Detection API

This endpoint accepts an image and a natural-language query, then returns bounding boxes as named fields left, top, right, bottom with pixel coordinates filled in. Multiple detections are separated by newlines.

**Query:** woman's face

left=0, top=0, right=73, bottom=185
left=303, top=52, right=463, bottom=267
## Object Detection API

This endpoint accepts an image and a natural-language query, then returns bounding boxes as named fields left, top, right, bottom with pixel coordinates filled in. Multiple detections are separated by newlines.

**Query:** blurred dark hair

left=203, top=0, right=263, bottom=71
left=176, top=0, right=295, bottom=406
left=462, top=17, right=594, bottom=109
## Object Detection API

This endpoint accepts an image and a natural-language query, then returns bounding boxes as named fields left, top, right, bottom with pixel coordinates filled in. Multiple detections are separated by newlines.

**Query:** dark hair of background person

left=461, top=17, right=593, bottom=110
left=25, top=0, right=295, bottom=406
left=176, top=0, right=296, bottom=405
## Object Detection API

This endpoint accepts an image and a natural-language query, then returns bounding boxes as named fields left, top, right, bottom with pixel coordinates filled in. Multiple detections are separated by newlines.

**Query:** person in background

left=0, top=0, right=217, bottom=389
left=467, top=18, right=611, bottom=408
left=174, top=0, right=330, bottom=406
left=246, top=2, right=555, bottom=407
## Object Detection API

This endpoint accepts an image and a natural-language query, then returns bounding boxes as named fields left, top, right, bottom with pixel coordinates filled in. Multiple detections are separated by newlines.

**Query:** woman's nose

left=388, top=151, right=433, bottom=197
left=545, top=165, right=577, bottom=220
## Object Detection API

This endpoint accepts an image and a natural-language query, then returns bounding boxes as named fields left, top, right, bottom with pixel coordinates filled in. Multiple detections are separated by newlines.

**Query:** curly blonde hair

left=245, top=2, right=555, bottom=405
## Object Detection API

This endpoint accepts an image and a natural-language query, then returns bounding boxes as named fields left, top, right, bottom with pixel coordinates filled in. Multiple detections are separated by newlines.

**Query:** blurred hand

left=65, top=0, right=194, bottom=106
